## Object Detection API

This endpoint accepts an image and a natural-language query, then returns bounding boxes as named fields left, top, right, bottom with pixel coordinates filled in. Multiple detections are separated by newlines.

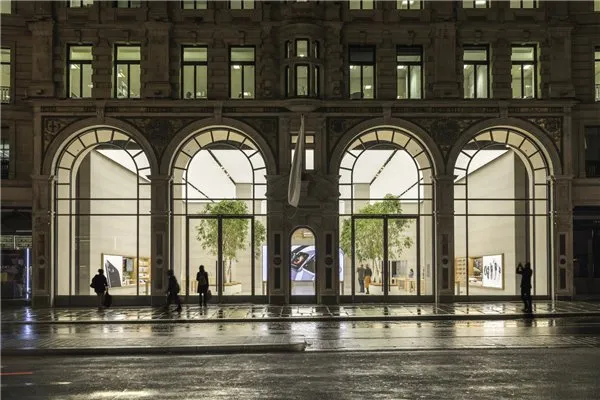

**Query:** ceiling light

left=364, top=85, right=372, bottom=89
left=397, top=65, right=406, bottom=70
left=233, top=65, right=241, bottom=70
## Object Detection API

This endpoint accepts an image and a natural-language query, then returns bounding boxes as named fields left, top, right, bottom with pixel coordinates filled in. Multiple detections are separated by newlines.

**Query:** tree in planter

left=340, top=194, right=414, bottom=284
left=195, top=200, right=266, bottom=284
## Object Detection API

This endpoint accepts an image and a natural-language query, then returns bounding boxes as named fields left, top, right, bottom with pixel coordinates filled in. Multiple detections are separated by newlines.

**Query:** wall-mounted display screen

left=261, top=245, right=344, bottom=282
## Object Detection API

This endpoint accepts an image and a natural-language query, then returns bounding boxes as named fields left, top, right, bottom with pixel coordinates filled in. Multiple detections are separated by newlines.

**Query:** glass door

left=387, top=216, right=419, bottom=297
left=289, top=227, right=317, bottom=303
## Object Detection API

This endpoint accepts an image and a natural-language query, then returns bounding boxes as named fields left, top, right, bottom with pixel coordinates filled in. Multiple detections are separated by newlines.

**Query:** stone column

left=433, top=174, right=455, bottom=300
left=28, top=20, right=55, bottom=98
left=430, top=23, right=460, bottom=98
left=265, top=175, right=288, bottom=304
left=552, top=175, right=574, bottom=299
left=491, top=37, right=512, bottom=99
left=143, top=22, right=172, bottom=98
left=149, top=175, right=171, bottom=303
left=31, top=174, right=54, bottom=307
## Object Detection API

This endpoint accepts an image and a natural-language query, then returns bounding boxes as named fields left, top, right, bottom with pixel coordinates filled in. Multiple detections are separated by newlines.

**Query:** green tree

left=340, top=194, right=413, bottom=283
left=195, top=200, right=266, bottom=283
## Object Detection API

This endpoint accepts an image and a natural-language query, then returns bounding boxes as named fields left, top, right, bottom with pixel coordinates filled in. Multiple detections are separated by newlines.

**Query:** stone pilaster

left=28, top=20, right=55, bottom=98
left=149, top=175, right=171, bottom=302
left=491, top=36, right=512, bottom=99
left=430, top=23, right=460, bottom=98
left=31, top=174, right=54, bottom=307
left=545, top=27, right=575, bottom=98
left=434, top=174, right=455, bottom=299
left=552, top=175, right=574, bottom=298
left=143, top=22, right=172, bottom=98
left=92, top=37, right=112, bottom=99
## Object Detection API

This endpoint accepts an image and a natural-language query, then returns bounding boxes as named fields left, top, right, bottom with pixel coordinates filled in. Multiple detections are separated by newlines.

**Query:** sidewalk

left=3, top=301, right=600, bottom=325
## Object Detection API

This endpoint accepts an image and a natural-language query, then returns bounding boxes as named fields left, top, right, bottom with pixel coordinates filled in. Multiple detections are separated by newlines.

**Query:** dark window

left=230, top=47, right=255, bottom=99
left=1, top=48, right=10, bottom=104
left=397, top=0, right=422, bottom=9
left=182, top=0, right=207, bottom=9
left=511, top=45, right=537, bottom=99
left=114, top=45, right=141, bottom=99
left=510, top=0, right=538, bottom=8
left=230, top=0, right=254, bottom=9
left=181, top=46, right=208, bottom=99
left=585, top=126, right=600, bottom=178
left=349, top=0, right=374, bottom=9
left=349, top=46, right=376, bottom=99
left=396, top=46, right=422, bottom=99
left=463, top=46, right=489, bottom=99
left=0, top=138, right=9, bottom=179
left=462, top=0, right=488, bottom=7
left=68, top=45, right=93, bottom=99
left=115, top=0, right=141, bottom=7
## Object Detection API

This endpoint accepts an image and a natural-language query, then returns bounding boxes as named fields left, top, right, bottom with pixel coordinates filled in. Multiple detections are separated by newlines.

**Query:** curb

left=1, top=342, right=307, bottom=357
left=3, top=312, right=600, bottom=325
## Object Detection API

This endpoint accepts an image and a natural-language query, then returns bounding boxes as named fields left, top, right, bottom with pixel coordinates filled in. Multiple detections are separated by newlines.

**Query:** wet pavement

left=2, top=349, right=600, bottom=399
left=3, top=300, right=600, bottom=325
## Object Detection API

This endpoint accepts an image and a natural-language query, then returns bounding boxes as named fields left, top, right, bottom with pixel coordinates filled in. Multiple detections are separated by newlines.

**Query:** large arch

left=450, top=119, right=557, bottom=299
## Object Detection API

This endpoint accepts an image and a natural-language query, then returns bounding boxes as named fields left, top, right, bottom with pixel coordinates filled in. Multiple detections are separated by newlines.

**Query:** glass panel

left=476, top=64, right=488, bottom=98
left=183, top=47, right=207, bottom=62
left=511, top=65, right=522, bottom=98
left=69, top=64, right=82, bottom=98
left=0, top=0, right=11, bottom=14
left=362, top=65, right=374, bottom=99
left=464, top=64, right=475, bottom=98
left=397, top=65, right=408, bottom=99
left=195, top=65, right=207, bottom=98
left=296, top=40, right=308, bottom=58
left=353, top=218, right=383, bottom=295
left=222, top=217, right=253, bottom=296
left=286, top=67, right=291, bottom=96
left=409, top=65, right=422, bottom=99
left=350, top=47, right=375, bottom=63
left=116, top=65, right=129, bottom=98
left=243, top=0, right=254, bottom=9
left=350, top=66, right=362, bottom=98
left=464, top=48, right=487, bottom=62
left=291, top=228, right=316, bottom=296
left=243, top=65, right=255, bottom=98
left=255, top=215, right=267, bottom=295
left=0, top=48, right=10, bottom=63
left=511, top=46, right=535, bottom=62
left=388, top=217, right=418, bottom=296
left=129, top=64, right=140, bottom=98
left=70, top=46, right=93, bottom=61
left=230, top=0, right=243, bottom=9
left=231, top=47, right=254, bottom=62
left=523, top=64, right=535, bottom=98
left=313, top=65, right=319, bottom=95
left=182, top=65, right=195, bottom=99
left=117, top=46, right=141, bottom=61
left=230, top=65, right=242, bottom=98
left=188, top=218, right=219, bottom=298
left=82, top=64, right=93, bottom=97
left=296, top=65, right=308, bottom=96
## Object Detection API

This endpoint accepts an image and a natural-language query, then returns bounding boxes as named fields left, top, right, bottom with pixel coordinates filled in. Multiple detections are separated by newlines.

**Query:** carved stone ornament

left=409, top=117, right=479, bottom=159
left=42, top=117, right=82, bottom=154
left=237, top=117, right=278, bottom=157
left=526, top=117, right=562, bottom=147
left=127, top=117, right=196, bottom=156
left=326, top=117, right=368, bottom=155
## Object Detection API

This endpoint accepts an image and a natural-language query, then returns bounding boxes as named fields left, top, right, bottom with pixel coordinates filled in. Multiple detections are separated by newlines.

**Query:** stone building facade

left=1, top=0, right=599, bottom=306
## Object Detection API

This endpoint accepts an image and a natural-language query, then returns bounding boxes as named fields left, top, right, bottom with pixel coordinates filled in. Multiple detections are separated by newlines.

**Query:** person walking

left=90, top=269, right=108, bottom=310
left=196, top=265, right=210, bottom=307
left=166, top=270, right=182, bottom=313
left=357, top=264, right=366, bottom=293
left=364, top=264, right=373, bottom=294
left=516, top=262, right=533, bottom=313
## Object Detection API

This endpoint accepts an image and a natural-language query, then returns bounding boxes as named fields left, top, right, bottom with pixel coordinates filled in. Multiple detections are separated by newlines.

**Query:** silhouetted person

left=166, top=269, right=182, bottom=313
left=408, top=268, right=415, bottom=293
left=196, top=265, right=210, bottom=307
left=357, top=264, right=366, bottom=293
left=516, top=262, right=533, bottom=313
left=364, top=265, right=373, bottom=294
left=90, top=269, right=108, bottom=310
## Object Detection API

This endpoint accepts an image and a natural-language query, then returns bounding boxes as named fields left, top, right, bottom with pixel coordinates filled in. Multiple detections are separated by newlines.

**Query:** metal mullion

left=251, top=217, right=255, bottom=296
left=383, top=217, right=388, bottom=297
left=79, top=61, right=83, bottom=98
left=465, top=171, right=469, bottom=296
left=351, top=217, right=356, bottom=298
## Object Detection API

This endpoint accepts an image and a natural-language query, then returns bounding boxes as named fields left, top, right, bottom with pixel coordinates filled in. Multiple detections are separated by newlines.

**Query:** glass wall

left=453, top=128, right=551, bottom=297
left=171, top=127, right=267, bottom=299
left=55, top=128, right=151, bottom=296
left=338, top=128, right=434, bottom=299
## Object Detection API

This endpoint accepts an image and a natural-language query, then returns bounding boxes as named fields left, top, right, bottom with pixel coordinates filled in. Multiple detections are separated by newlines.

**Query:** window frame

left=294, top=63, right=310, bottom=97
left=511, top=44, right=537, bottom=99
left=69, top=0, right=94, bottom=7
left=349, top=46, right=376, bottom=99
left=67, top=44, right=93, bottom=99
left=114, top=0, right=141, bottom=8
left=510, top=0, right=538, bottom=8
left=114, top=44, right=141, bottom=99
left=229, top=46, right=256, bottom=99
left=463, top=45, right=489, bottom=99
left=230, top=0, right=254, bottom=9
left=0, top=138, right=10, bottom=180
left=595, top=47, right=600, bottom=102
left=1, top=47, right=11, bottom=104
left=290, top=133, right=316, bottom=171
left=349, top=0, right=374, bottom=10
left=181, top=0, right=208, bottom=9
left=181, top=45, right=208, bottom=100
left=295, top=39, right=310, bottom=58
left=396, top=46, right=423, bottom=100
left=397, top=0, right=422, bottom=10
left=462, top=0, right=489, bottom=8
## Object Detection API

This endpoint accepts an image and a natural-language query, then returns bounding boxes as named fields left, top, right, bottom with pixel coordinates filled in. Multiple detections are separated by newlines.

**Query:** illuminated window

left=349, top=46, right=375, bottom=99
left=68, top=45, right=93, bottom=98
left=349, top=0, right=374, bottom=10
left=69, top=0, right=94, bottom=7
left=595, top=48, right=600, bottom=101
left=291, top=134, right=315, bottom=171
left=230, top=47, right=255, bottom=99
left=182, top=0, right=207, bottom=9
left=396, top=46, right=422, bottom=99
left=0, top=0, right=11, bottom=14
left=463, top=0, right=488, bottom=8
left=114, top=45, right=141, bottom=99
left=182, top=46, right=207, bottom=99
left=463, top=46, right=489, bottom=99
left=510, top=0, right=537, bottom=8
left=115, top=0, right=141, bottom=7
left=0, top=48, right=10, bottom=104
left=397, top=0, right=422, bottom=10
left=511, top=45, right=537, bottom=99
left=230, top=0, right=254, bottom=9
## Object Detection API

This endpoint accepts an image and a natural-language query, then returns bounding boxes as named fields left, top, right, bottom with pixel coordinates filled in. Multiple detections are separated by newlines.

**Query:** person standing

left=364, top=264, right=373, bottom=294
left=90, top=269, right=108, bottom=310
left=166, top=270, right=182, bottom=313
left=516, top=262, right=533, bottom=313
left=408, top=268, right=415, bottom=293
left=357, top=264, right=366, bottom=293
left=196, top=265, right=210, bottom=307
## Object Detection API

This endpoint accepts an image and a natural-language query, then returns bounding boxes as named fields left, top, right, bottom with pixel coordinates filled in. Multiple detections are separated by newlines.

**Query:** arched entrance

left=337, top=126, right=436, bottom=302
left=452, top=127, right=553, bottom=298
left=53, top=127, right=152, bottom=304
left=170, top=127, right=268, bottom=303
left=289, top=227, right=317, bottom=303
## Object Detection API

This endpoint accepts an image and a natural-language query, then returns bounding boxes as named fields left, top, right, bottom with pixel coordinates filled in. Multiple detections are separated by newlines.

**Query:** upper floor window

left=69, top=0, right=94, bottom=7
left=182, top=46, right=207, bottom=99
left=230, top=0, right=253, bottom=9
left=349, top=46, right=375, bottom=99
left=510, top=0, right=537, bottom=8
left=585, top=126, right=600, bottom=178
left=463, top=46, right=489, bottom=99
left=291, top=134, right=315, bottom=171
left=511, top=45, right=537, bottom=99
left=595, top=48, right=600, bottom=101
left=1, top=48, right=10, bottom=104
left=285, top=39, right=321, bottom=98
left=296, top=39, right=309, bottom=58
left=115, top=0, right=141, bottom=8
left=230, top=47, right=255, bottom=99
left=114, top=45, right=140, bottom=99
left=0, top=0, right=11, bottom=14
left=463, top=0, right=488, bottom=8
left=595, top=0, right=600, bottom=12
left=182, top=0, right=207, bottom=9
left=68, top=45, right=93, bottom=99
left=0, top=138, right=9, bottom=180
left=397, top=0, right=422, bottom=9
left=396, top=46, right=422, bottom=99
left=349, top=0, right=374, bottom=10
